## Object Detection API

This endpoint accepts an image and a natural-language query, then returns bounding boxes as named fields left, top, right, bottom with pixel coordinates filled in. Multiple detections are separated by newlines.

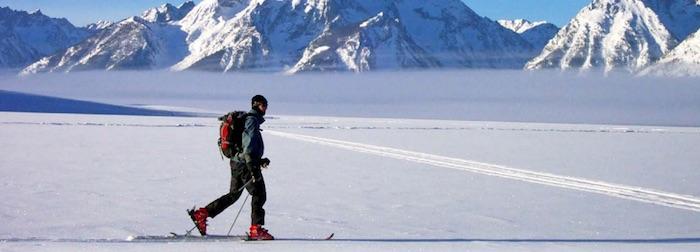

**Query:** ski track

left=3, top=119, right=700, bottom=211
left=266, top=130, right=700, bottom=213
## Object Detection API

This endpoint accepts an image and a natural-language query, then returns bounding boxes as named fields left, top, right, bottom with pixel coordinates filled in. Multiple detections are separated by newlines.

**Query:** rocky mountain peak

left=526, top=0, right=699, bottom=73
left=141, top=1, right=196, bottom=23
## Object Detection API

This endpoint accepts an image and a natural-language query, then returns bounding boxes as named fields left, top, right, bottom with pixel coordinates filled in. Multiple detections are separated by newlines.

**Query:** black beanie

left=252, top=95, right=268, bottom=107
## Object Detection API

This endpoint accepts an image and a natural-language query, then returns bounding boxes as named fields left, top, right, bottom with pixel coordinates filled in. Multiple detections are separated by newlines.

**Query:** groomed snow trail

left=267, top=130, right=700, bottom=213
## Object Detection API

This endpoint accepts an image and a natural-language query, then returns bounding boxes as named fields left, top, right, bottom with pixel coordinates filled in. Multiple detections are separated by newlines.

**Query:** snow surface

left=1, top=112, right=699, bottom=251
left=1, top=70, right=700, bottom=251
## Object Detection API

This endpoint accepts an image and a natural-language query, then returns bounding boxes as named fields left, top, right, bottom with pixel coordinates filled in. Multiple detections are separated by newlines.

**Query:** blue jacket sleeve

left=241, top=115, right=258, bottom=162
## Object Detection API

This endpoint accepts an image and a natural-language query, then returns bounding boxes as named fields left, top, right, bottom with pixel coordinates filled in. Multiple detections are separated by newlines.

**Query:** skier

left=189, top=94, right=274, bottom=240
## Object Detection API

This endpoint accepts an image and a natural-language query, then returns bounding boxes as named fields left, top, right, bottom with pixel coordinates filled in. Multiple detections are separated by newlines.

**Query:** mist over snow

left=2, top=70, right=699, bottom=127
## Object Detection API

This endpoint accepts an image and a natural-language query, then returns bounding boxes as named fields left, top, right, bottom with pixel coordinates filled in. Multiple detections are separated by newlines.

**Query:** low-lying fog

left=2, top=70, right=699, bottom=126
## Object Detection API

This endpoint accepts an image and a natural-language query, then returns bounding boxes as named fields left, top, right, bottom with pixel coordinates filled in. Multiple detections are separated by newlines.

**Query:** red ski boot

left=248, top=224, right=274, bottom=240
left=187, top=207, right=208, bottom=236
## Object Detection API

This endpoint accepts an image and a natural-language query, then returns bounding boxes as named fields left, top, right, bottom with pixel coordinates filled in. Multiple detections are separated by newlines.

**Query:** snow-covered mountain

left=289, top=10, right=441, bottom=72
left=171, top=0, right=259, bottom=71
left=498, top=19, right=559, bottom=52
left=20, top=3, right=194, bottom=74
left=21, top=0, right=533, bottom=74
left=174, top=0, right=387, bottom=72
left=0, top=7, right=90, bottom=68
left=525, top=0, right=700, bottom=73
left=8, top=0, right=700, bottom=75
left=498, top=19, right=547, bottom=34
left=84, top=20, right=114, bottom=33
left=178, top=0, right=249, bottom=44
left=641, top=28, right=700, bottom=77
left=142, top=2, right=196, bottom=23
left=175, top=0, right=534, bottom=73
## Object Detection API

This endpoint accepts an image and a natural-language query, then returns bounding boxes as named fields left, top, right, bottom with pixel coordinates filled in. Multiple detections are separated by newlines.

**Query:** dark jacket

left=235, top=108, right=265, bottom=163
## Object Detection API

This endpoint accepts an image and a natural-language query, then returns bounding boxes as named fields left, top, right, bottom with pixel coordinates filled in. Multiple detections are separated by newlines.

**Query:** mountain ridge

left=8, top=0, right=700, bottom=75
left=498, top=19, right=560, bottom=52
left=0, top=6, right=91, bottom=68
left=20, top=0, right=536, bottom=74
left=641, top=28, right=700, bottom=77
left=525, top=0, right=700, bottom=73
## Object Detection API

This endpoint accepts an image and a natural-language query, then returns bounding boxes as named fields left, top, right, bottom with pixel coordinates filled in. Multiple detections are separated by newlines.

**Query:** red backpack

left=218, top=111, right=249, bottom=159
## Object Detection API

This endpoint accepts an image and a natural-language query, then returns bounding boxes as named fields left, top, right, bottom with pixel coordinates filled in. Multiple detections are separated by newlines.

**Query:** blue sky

left=0, top=0, right=590, bottom=27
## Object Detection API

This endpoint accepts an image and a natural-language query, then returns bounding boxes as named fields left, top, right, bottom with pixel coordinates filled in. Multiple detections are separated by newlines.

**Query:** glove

left=260, top=158, right=270, bottom=168
left=250, top=172, right=262, bottom=183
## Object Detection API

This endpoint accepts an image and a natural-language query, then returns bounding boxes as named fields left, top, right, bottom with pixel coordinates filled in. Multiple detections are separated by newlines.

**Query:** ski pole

left=227, top=192, right=250, bottom=236
left=184, top=226, right=197, bottom=236
left=226, top=178, right=254, bottom=236
left=235, top=178, right=254, bottom=193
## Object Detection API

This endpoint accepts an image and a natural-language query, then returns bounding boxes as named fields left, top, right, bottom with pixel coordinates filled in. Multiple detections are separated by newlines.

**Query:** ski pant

left=205, top=160, right=267, bottom=225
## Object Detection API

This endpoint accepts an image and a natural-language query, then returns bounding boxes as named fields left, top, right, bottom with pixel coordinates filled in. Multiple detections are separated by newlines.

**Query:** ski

left=127, top=233, right=246, bottom=242
left=242, top=233, right=335, bottom=241
left=127, top=233, right=335, bottom=242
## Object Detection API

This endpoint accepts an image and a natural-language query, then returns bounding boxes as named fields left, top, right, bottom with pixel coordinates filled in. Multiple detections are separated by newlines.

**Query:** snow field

left=266, top=130, right=700, bottom=212
left=1, top=112, right=700, bottom=251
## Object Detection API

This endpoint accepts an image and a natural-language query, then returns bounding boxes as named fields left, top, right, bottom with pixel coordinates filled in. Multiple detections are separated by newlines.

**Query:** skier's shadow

left=281, top=237, right=700, bottom=244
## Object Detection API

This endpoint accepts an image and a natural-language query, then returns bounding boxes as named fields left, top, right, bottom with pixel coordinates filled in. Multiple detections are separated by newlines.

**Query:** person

left=189, top=95, right=274, bottom=240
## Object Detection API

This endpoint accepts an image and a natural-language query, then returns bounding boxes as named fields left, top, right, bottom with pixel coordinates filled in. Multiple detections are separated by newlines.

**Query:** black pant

left=205, top=160, right=267, bottom=225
